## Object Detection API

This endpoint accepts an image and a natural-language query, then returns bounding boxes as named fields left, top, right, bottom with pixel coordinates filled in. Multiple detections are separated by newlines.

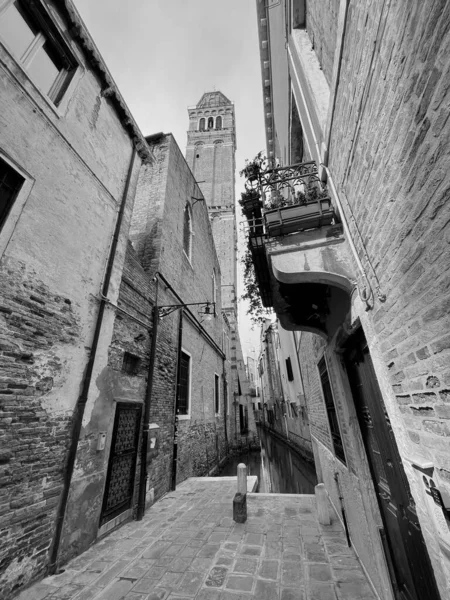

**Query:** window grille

left=122, top=352, right=140, bottom=375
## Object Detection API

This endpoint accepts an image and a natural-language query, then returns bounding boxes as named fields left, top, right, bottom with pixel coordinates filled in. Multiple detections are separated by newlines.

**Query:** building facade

left=246, top=1, right=450, bottom=599
left=0, top=0, right=152, bottom=596
left=186, top=91, right=258, bottom=448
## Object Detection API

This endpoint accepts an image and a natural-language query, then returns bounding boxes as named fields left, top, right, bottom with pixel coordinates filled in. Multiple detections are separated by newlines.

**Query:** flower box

left=264, top=197, right=334, bottom=237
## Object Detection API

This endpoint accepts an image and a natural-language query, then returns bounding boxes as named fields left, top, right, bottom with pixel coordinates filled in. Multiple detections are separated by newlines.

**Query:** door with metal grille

left=100, top=403, right=142, bottom=526
left=344, top=329, right=440, bottom=600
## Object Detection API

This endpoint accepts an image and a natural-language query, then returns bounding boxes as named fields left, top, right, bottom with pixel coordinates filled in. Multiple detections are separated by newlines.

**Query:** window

left=176, top=351, right=191, bottom=416
left=214, top=373, right=220, bottom=414
left=216, top=116, right=222, bottom=130
left=199, top=117, right=205, bottom=131
left=285, top=357, right=294, bottom=381
left=207, top=117, right=214, bottom=129
left=318, top=357, right=346, bottom=463
left=0, top=0, right=76, bottom=105
left=122, top=352, right=140, bottom=375
left=0, top=156, right=24, bottom=233
left=183, top=204, right=192, bottom=260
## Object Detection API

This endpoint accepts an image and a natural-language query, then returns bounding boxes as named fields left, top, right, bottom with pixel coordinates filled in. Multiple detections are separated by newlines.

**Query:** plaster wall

left=0, top=5, right=140, bottom=594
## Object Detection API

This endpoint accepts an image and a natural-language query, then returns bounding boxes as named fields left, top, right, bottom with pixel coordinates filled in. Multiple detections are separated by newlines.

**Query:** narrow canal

left=217, top=427, right=317, bottom=494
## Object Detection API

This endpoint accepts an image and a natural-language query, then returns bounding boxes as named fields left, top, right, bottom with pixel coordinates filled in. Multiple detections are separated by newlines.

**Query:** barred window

left=176, top=351, right=190, bottom=415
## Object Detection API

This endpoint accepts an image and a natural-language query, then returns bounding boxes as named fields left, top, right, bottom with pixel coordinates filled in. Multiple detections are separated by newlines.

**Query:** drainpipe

left=136, top=280, right=159, bottom=521
left=223, top=367, right=229, bottom=455
left=48, top=147, right=138, bottom=574
left=171, top=308, right=184, bottom=491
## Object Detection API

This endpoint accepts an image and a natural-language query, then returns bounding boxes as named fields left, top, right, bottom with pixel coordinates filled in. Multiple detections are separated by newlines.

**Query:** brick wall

left=305, top=0, right=339, bottom=87
left=0, top=3, right=140, bottom=593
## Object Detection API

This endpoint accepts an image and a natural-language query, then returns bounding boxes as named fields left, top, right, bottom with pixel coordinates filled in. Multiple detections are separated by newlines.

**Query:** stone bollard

left=315, top=483, right=331, bottom=525
left=233, top=464, right=248, bottom=523
left=233, top=492, right=247, bottom=523
left=237, top=463, right=247, bottom=494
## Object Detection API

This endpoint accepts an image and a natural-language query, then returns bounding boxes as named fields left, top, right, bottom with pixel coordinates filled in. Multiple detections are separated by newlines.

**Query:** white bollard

left=315, top=483, right=331, bottom=525
left=237, top=463, right=247, bottom=495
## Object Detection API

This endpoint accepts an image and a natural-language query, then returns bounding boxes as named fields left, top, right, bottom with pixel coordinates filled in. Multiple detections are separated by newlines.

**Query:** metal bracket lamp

left=157, top=301, right=215, bottom=320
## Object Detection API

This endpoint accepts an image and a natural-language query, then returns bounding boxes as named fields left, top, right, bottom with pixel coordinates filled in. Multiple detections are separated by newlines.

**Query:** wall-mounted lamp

left=158, top=301, right=215, bottom=320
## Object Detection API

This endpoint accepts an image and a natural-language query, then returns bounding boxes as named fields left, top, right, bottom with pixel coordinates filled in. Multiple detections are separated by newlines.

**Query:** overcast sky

left=74, top=0, right=265, bottom=358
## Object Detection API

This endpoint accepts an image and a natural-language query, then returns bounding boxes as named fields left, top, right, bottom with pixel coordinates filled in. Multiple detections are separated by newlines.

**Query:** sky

left=74, top=0, right=266, bottom=359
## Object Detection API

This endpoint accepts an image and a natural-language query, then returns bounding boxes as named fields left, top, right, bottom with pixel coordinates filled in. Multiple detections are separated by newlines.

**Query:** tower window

left=183, top=204, right=192, bottom=260
left=0, top=0, right=77, bottom=105
left=0, top=156, right=24, bottom=233
left=216, top=116, right=222, bottom=130
left=207, top=117, right=214, bottom=129
left=199, top=118, right=205, bottom=131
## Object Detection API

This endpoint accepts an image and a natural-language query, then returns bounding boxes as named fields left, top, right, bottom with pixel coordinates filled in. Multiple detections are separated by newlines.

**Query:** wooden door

left=100, top=403, right=142, bottom=526
left=344, top=330, right=440, bottom=600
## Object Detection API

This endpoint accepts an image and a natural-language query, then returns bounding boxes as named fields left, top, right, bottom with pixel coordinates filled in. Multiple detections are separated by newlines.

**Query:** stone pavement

left=15, top=477, right=377, bottom=600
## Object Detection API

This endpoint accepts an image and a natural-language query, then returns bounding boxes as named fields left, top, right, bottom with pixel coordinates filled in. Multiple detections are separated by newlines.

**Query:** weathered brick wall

left=0, top=3, right=142, bottom=595
left=325, top=1, right=450, bottom=591
left=128, top=134, right=230, bottom=494
left=305, top=0, right=339, bottom=87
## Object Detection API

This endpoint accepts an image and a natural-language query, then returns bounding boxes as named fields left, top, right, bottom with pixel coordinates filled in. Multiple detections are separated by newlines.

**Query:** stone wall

left=305, top=0, right=339, bottom=87
left=0, top=2, right=140, bottom=594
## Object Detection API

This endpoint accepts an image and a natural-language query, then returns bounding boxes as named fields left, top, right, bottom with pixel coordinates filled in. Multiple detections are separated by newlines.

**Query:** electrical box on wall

left=147, top=423, right=160, bottom=461
left=97, top=432, right=107, bottom=451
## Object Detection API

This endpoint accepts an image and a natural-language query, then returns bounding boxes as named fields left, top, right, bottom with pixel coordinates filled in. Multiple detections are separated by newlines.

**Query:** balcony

left=241, top=158, right=355, bottom=338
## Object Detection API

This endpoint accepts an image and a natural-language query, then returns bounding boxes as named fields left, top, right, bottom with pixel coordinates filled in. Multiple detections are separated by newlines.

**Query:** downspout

left=49, top=147, right=138, bottom=574
left=223, top=366, right=229, bottom=454
left=171, top=308, right=184, bottom=491
left=136, top=281, right=159, bottom=521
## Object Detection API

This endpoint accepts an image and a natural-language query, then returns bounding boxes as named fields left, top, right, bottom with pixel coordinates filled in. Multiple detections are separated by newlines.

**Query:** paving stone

left=329, top=556, right=360, bottom=569
left=205, top=566, right=228, bottom=587
left=94, top=560, right=130, bottom=588
left=304, top=543, right=327, bottom=563
left=335, top=580, right=375, bottom=599
left=259, top=559, right=279, bottom=580
left=95, top=579, right=135, bottom=600
left=120, top=565, right=151, bottom=580
left=308, top=584, right=336, bottom=600
left=240, top=545, right=262, bottom=557
left=146, top=590, right=169, bottom=600
left=197, top=544, right=221, bottom=558
left=124, top=593, right=149, bottom=600
left=244, top=533, right=264, bottom=545
left=155, top=557, right=175, bottom=567
left=176, top=570, right=204, bottom=595
left=189, top=557, right=215, bottom=571
left=87, top=561, right=112, bottom=573
left=225, top=574, right=254, bottom=592
left=281, top=562, right=304, bottom=586
left=254, top=579, right=278, bottom=600
left=215, top=555, right=234, bottom=567
left=143, top=544, right=171, bottom=559
left=72, top=587, right=102, bottom=600
left=168, top=557, right=192, bottom=572
left=179, top=546, right=199, bottom=557
left=282, top=550, right=302, bottom=562
left=45, top=583, right=84, bottom=599
left=308, top=564, right=333, bottom=582
left=163, top=544, right=185, bottom=557
left=196, top=589, right=221, bottom=599
left=209, top=532, right=228, bottom=543
left=281, top=587, right=305, bottom=600
left=156, top=571, right=182, bottom=589
left=232, top=557, right=258, bottom=574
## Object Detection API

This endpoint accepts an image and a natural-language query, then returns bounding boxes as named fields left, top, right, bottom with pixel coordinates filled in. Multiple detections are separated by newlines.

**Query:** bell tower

left=186, top=91, right=237, bottom=316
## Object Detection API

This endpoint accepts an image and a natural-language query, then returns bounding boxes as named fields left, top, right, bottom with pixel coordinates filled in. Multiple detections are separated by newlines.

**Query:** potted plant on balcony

left=239, top=151, right=264, bottom=182
left=238, top=189, right=262, bottom=218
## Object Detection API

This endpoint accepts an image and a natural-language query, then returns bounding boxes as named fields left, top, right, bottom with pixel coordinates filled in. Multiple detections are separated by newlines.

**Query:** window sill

left=177, top=414, right=191, bottom=421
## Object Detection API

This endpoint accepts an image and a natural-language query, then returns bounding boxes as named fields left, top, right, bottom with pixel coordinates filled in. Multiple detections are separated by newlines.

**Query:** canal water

left=217, top=427, right=317, bottom=494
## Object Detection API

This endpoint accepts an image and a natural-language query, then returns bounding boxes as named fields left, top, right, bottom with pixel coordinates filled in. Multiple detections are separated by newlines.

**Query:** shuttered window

left=318, top=357, right=346, bottom=463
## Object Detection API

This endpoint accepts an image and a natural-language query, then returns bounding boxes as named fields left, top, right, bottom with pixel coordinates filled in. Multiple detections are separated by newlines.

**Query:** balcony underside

left=266, top=225, right=357, bottom=339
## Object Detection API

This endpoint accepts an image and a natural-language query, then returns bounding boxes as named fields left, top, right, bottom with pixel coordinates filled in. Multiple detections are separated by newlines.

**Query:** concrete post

left=315, top=483, right=330, bottom=525
left=237, top=463, right=247, bottom=494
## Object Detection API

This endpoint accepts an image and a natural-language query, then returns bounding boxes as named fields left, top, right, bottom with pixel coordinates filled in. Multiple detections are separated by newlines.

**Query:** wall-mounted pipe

left=48, top=147, right=138, bottom=573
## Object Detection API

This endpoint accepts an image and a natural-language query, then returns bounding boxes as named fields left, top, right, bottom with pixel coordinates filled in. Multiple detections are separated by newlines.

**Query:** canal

left=217, top=427, right=317, bottom=494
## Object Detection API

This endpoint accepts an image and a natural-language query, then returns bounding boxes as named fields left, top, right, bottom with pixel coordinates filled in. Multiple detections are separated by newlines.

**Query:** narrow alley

left=16, top=476, right=376, bottom=600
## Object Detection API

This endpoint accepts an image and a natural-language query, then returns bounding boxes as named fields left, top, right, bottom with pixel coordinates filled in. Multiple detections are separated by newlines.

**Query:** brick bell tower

left=186, top=91, right=238, bottom=318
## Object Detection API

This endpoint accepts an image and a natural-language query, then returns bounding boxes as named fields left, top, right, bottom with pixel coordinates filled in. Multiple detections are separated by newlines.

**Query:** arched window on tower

left=183, top=204, right=192, bottom=260
left=199, top=118, right=205, bottom=131
left=216, top=116, right=222, bottom=130
left=208, top=117, right=214, bottom=130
